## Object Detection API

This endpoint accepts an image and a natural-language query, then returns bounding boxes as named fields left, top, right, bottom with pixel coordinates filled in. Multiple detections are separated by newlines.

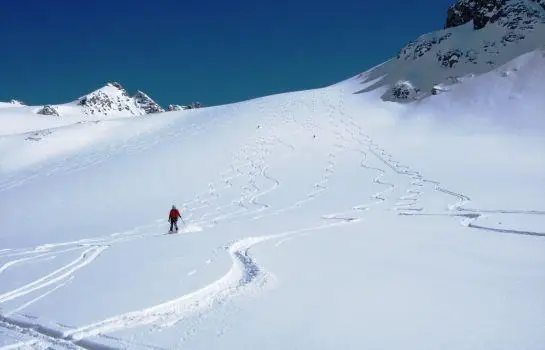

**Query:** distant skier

left=168, top=205, right=183, bottom=232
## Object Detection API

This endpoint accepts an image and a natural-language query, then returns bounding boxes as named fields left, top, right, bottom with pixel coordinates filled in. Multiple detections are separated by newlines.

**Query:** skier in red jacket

left=169, top=205, right=183, bottom=232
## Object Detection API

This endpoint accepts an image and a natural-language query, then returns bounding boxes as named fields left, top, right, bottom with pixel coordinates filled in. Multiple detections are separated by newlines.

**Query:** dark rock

left=133, top=91, right=164, bottom=114
left=397, top=33, right=451, bottom=60
left=445, top=0, right=545, bottom=30
left=491, top=0, right=544, bottom=30
left=36, top=105, right=59, bottom=116
left=445, top=0, right=506, bottom=29
left=167, top=104, right=186, bottom=111
left=189, top=101, right=204, bottom=109
left=174, top=102, right=205, bottom=110
left=502, top=32, right=526, bottom=44
left=386, top=81, right=420, bottom=101
left=437, top=49, right=464, bottom=67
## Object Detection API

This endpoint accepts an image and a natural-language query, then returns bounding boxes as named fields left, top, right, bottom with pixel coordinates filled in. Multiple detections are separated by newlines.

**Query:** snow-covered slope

left=354, top=0, right=545, bottom=101
left=0, top=51, right=544, bottom=348
left=0, top=83, right=166, bottom=136
left=0, top=1, right=544, bottom=348
left=0, top=100, right=25, bottom=108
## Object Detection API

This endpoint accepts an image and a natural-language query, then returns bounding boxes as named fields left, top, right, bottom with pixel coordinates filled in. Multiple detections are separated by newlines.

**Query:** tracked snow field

left=1, top=58, right=545, bottom=349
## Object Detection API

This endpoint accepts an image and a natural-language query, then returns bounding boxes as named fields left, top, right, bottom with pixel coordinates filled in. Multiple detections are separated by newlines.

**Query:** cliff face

left=355, top=0, right=545, bottom=102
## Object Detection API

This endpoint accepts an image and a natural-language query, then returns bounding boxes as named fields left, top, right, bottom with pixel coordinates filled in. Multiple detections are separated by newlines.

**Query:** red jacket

left=169, top=208, right=181, bottom=219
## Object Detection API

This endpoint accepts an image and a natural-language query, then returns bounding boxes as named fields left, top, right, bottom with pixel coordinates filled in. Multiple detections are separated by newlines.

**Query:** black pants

left=169, top=218, right=179, bottom=231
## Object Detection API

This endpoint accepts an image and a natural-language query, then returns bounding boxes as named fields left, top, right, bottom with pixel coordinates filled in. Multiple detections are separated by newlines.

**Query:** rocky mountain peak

left=36, top=105, right=59, bottom=116
left=354, top=0, right=545, bottom=103
left=133, top=90, right=164, bottom=114
left=75, top=84, right=164, bottom=116
left=445, top=0, right=545, bottom=30
left=108, top=81, right=126, bottom=91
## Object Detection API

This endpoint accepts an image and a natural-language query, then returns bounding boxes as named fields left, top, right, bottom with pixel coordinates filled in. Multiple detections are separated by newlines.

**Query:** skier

left=168, top=205, right=183, bottom=232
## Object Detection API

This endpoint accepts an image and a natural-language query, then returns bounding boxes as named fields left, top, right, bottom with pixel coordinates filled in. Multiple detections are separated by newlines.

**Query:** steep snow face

left=354, top=0, right=545, bottom=101
left=404, top=49, right=545, bottom=129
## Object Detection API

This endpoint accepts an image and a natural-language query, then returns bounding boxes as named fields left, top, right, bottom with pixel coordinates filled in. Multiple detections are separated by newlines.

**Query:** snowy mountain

left=355, top=0, right=545, bottom=101
left=0, top=83, right=192, bottom=135
left=0, top=82, right=165, bottom=120
left=75, top=82, right=164, bottom=116
left=0, top=0, right=544, bottom=349
left=0, top=82, right=203, bottom=122
left=36, top=105, right=60, bottom=116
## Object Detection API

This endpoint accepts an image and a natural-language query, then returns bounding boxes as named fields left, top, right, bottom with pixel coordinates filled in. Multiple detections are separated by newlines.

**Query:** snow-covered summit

left=354, top=0, right=545, bottom=101
left=0, top=81, right=197, bottom=122
left=36, top=105, right=60, bottom=116
left=75, top=82, right=164, bottom=116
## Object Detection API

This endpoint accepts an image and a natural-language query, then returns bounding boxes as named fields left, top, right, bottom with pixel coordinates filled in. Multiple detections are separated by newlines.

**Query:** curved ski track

left=2, top=96, right=544, bottom=348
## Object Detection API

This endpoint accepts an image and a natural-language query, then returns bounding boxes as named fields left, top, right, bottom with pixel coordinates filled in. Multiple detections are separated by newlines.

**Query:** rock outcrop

left=36, top=105, right=60, bottom=116
left=355, top=0, right=545, bottom=102
left=167, top=104, right=185, bottom=111
left=167, top=102, right=205, bottom=111
left=133, top=91, right=164, bottom=114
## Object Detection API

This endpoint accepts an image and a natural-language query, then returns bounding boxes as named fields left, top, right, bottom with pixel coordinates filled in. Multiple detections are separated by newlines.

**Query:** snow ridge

left=354, top=0, right=545, bottom=101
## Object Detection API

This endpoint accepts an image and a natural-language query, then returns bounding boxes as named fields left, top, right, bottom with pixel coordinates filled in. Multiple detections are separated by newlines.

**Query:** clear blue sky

left=0, top=0, right=454, bottom=107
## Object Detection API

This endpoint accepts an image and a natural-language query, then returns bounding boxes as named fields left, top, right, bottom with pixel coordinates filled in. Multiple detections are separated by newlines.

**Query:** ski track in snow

left=62, top=221, right=353, bottom=343
left=2, top=96, right=544, bottom=348
left=0, top=246, right=107, bottom=305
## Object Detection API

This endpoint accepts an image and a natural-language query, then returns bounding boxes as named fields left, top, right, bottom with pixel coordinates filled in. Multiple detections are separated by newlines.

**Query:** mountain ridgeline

left=3, top=0, right=544, bottom=112
left=355, top=0, right=545, bottom=102
left=10, top=82, right=204, bottom=118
